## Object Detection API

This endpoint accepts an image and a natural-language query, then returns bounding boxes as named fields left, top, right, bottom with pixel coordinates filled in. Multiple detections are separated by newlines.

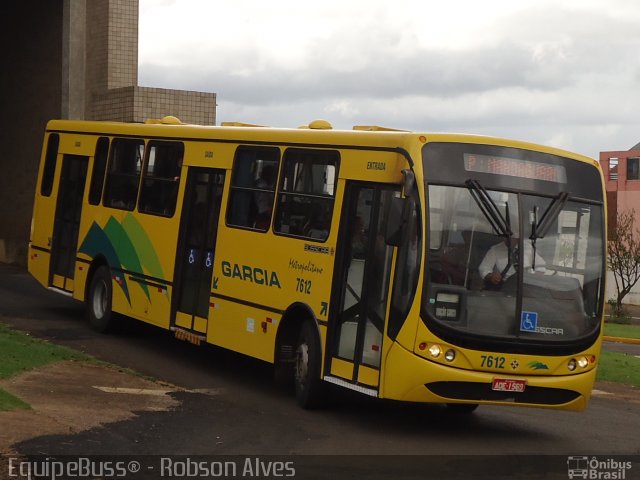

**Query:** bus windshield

left=422, top=143, right=605, bottom=351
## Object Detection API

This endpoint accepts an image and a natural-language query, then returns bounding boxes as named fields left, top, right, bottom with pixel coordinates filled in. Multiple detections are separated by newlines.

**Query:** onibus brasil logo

left=567, top=456, right=632, bottom=479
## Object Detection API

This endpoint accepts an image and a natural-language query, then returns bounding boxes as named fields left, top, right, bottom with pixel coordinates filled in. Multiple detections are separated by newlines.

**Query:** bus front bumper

left=382, top=342, right=596, bottom=412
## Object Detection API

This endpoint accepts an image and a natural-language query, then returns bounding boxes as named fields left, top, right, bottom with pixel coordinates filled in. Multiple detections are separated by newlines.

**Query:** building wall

left=106, top=0, right=139, bottom=89
left=90, top=87, right=216, bottom=125
left=0, top=0, right=217, bottom=265
left=0, top=2, right=64, bottom=263
left=600, top=150, right=640, bottom=305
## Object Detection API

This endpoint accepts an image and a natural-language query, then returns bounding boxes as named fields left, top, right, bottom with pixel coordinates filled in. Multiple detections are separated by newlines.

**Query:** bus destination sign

left=464, top=153, right=567, bottom=184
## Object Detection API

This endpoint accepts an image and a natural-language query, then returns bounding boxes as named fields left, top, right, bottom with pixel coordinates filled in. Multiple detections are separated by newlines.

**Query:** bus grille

left=426, top=381, right=581, bottom=405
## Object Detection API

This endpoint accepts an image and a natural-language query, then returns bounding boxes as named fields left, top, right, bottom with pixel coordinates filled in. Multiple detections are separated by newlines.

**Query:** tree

left=608, top=209, right=640, bottom=319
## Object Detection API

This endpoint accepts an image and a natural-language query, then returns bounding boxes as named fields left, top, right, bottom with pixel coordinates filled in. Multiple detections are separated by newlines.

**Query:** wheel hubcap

left=93, top=280, right=107, bottom=319
left=296, top=342, right=309, bottom=387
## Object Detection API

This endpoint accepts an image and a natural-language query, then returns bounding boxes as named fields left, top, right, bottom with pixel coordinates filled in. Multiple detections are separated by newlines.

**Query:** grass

left=0, top=323, right=89, bottom=379
left=0, top=389, right=30, bottom=411
left=604, top=322, right=640, bottom=340
left=596, top=351, right=640, bottom=386
left=0, top=323, right=90, bottom=411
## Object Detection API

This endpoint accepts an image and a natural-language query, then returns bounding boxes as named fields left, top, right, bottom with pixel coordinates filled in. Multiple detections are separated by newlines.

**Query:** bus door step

left=171, top=327, right=206, bottom=346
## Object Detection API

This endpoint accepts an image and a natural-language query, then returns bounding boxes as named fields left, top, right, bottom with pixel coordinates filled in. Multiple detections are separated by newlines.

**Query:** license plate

left=492, top=378, right=527, bottom=393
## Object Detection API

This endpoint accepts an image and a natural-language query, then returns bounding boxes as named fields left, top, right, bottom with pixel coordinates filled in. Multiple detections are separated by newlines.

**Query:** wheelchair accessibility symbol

left=204, top=250, right=213, bottom=269
left=520, top=311, right=538, bottom=332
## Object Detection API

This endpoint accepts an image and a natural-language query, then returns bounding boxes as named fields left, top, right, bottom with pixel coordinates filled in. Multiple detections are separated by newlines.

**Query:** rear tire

left=294, top=320, right=325, bottom=409
left=86, top=265, right=115, bottom=333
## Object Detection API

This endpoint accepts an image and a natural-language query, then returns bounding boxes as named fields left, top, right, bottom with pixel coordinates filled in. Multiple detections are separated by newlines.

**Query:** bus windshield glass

left=422, top=143, right=605, bottom=350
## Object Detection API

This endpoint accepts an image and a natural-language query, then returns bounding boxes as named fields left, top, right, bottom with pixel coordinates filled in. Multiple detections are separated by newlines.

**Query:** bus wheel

left=294, top=320, right=325, bottom=409
left=446, top=403, right=479, bottom=414
left=86, top=265, right=115, bottom=333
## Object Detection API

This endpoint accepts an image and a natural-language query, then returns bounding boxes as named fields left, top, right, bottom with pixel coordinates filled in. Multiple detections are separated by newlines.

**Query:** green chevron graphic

left=78, top=214, right=166, bottom=305
left=122, top=213, right=164, bottom=279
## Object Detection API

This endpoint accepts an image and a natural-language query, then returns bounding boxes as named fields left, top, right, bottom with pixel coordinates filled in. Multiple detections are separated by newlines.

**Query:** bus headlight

left=428, top=344, right=442, bottom=358
left=568, top=356, right=589, bottom=371
left=576, top=356, right=589, bottom=369
left=444, top=349, right=456, bottom=362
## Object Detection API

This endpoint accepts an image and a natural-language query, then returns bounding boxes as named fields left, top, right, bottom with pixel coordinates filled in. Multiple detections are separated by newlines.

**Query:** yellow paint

left=175, top=311, right=192, bottom=330
left=27, top=247, right=50, bottom=287
left=329, top=357, right=354, bottom=380
left=193, top=316, right=208, bottom=334
left=52, top=274, right=65, bottom=289
left=382, top=341, right=595, bottom=411
left=357, top=365, right=380, bottom=388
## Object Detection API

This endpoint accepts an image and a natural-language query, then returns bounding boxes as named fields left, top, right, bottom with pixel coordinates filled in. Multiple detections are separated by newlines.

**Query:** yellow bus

left=28, top=117, right=606, bottom=412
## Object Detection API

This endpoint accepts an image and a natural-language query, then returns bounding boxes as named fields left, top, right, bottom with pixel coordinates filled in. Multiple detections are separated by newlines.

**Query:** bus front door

left=327, top=183, right=399, bottom=393
left=49, top=154, right=88, bottom=292
left=172, top=168, right=225, bottom=339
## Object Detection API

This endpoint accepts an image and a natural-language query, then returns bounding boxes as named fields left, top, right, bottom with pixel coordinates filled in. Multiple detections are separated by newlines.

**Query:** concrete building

left=600, top=144, right=640, bottom=233
left=0, top=0, right=216, bottom=265
left=600, top=143, right=640, bottom=304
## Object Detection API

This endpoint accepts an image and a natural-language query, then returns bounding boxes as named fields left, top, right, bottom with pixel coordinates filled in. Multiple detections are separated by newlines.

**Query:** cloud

left=138, top=0, right=640, bottom=157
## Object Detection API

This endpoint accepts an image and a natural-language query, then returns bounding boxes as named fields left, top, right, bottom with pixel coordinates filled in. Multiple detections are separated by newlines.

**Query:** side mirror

left=386, top=169, right=418, bottom=246
left=385, top=169, right=417, bottom=246
left=402, top=169, right=416, bottom=197
left=385, top=196, right=406, bottom=246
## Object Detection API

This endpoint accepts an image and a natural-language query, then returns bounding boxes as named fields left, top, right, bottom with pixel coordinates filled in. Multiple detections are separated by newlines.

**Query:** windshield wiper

left=530, top=191, right=569, bottom=240
left=529, top=191, right=569, bottom=269
left=465, top=179, right=513, bottom=238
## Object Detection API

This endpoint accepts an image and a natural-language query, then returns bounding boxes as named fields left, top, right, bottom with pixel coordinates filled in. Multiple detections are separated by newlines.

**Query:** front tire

left=86, top=265, right=115, bottom=333
left=294, top=320, right=325, bottom=409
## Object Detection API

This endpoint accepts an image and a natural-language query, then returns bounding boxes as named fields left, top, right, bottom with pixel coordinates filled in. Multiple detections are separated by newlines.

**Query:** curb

left=603, top=335, right=640, bottom=345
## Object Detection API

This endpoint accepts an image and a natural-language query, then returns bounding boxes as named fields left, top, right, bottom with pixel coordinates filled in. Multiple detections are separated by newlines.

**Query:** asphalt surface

left=1, top=264, right=639, bottom=479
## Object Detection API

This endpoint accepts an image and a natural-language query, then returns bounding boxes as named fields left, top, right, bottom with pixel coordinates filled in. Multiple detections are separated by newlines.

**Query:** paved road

left=1, top=264, right=639, bottom=478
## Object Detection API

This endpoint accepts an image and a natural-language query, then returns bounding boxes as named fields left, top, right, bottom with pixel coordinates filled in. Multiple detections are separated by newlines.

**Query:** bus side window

left=226, top=146, right=280, bottom=231
left=40, top=133, right=60, bottom=197
left=274, top=148, right=339, bottom=241
left=89, top=137, right=110, bottom=205
left=103, top=138, right=145, bottom=211
left=138, top=141, right=184, bottom=217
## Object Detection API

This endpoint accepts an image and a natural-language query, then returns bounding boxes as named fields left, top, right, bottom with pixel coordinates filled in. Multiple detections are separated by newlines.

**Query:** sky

left=138, top=0, right=640, bottom=159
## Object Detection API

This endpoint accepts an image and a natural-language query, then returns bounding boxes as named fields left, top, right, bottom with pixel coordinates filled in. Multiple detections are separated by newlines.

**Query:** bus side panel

left=208, top=300, right=280, bottom=363
left=126, top=210, right=183, bottom=329
left=337, top=150, right=405, bottom=184
left=211, top=171, right=343, bottom=363
left=29, top=133, right=61, bottom=288
left=71, top=135, right=107, bottom=303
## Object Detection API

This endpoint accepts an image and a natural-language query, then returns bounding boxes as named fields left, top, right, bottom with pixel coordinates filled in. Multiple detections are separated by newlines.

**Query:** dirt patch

left=0, top=361, right=180, bottom=454
left=593, top=381, right=640, bottom=404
